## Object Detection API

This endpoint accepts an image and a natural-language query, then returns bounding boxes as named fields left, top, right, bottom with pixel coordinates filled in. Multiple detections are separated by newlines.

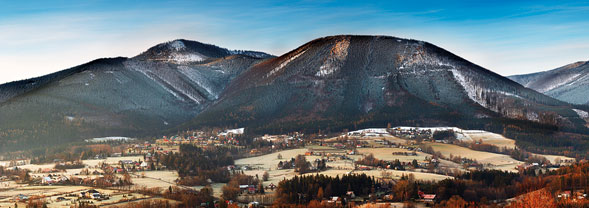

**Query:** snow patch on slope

left=565, top=74, right=588, bottom=87
left=267, top=49, right=307, bottom=77
left=178, top=66, right=220, bottom=99
left=134, top=69, right=185, bottom=102
left=169, top=40, right=186, bottom=51
left=230, top=50, right=271, bottom=58
left=451, top=69, right=486, bottom=107
left=573, top=109, right=589, bottom=119
left=125, top=61, right=203, bottom=104
left=169, top=53, right=204, bottom=63
left=316, top=37, right=350, bottom=77
left=451, top=69, right=522, bottom=111
left=396, top=42, right=524, bottom=113
left=538, top=73, right=581, bottom=92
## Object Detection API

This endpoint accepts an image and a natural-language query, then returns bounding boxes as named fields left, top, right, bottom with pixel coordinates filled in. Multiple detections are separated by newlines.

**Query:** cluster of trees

left=546, top=162, right=589, bottom=193
left=132, top=186, right=216, bottom=208
left=274, top=174, right=379, bottom=205
left=54, top=160, right=85, bottom=170
left=28, top=143, right=124, bottom=164
left=221, top=174, right=264, bottom=200
left=276, top=165, right=589, bottom=207
left=447, top=154, right=482, bottom=170
left=356, top=153, right=406, bottom=170
left=159, top=145, right=236, bottom=186
left=502, top=124, right=589, bottom=159
left=277, top=155, right=315, bottom=174
left=66, top=169, right=132, bottom=187
left=433, top=130, right=456, bottom=141
left=420, top=163, right=589, bottom=206
left=106, top=199, right=176, bottom=208
left=0, top=166, right=31, bottom=183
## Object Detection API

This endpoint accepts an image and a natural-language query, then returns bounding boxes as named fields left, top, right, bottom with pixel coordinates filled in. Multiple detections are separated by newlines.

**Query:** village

left=0, top=126, right=580, bottom=207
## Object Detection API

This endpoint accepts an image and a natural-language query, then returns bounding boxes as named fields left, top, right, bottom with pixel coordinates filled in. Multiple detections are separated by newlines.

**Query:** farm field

left=235, top=148, right=308, bottom=170
left=531, top=153, right=576, bottom=164
left=423, top=142, right=523, bottom=172
left=130, top=170, right=179, bottom=189
left=460, top=131, right=517, bottom=149
left=235, top=147, right=456, bottom=192
left=356, top=147, right=464, bottom=171
left=235, top=148, right=308, bottom=194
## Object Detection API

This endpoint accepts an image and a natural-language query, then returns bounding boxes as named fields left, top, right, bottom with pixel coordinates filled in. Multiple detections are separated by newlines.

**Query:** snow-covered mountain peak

left=168, top=40, right=186, bottom=51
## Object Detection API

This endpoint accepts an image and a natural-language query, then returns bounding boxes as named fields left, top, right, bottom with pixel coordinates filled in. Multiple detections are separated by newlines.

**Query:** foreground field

left=235, top=147, right=456, bottom=191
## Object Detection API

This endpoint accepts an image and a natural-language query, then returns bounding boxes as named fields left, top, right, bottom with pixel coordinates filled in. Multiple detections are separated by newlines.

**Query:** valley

left=0, top=126, right=579, bottom=207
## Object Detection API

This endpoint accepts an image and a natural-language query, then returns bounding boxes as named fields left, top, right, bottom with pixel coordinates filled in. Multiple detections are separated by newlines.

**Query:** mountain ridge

left=0, top=35, right=587, bottom=152
left=188, top=35, right=584, bottom=135
left=509, top=60, right=589, bottom=105
left=0, top=40, right=272, bottom=151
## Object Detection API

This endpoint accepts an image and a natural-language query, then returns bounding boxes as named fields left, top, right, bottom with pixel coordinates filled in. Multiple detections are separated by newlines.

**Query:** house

left=248, top=185, right=257, bottom=194
left=423, top=194, right=436, bottom=202
left=80, top=189, right=101, bottom=198
left=248, top=201, right=260, bottom=208
left=15, top=194, right=29, bottom=201
left=120, top=160, right=134, bottom=164
left=239, top=185, right=257, bottom=194
left=42, top=176, right=54, bottom=184
left=327, top=196, right=342, bottom=205
left=91, top=193, right=101, bottom=199
left=239, top=185, right=250, bottom=193
left=558, top=191, right=572, bottom=199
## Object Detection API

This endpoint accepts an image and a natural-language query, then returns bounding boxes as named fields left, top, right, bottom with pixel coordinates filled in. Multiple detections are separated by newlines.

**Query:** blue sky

left=1, top=0, right=588, bottom=84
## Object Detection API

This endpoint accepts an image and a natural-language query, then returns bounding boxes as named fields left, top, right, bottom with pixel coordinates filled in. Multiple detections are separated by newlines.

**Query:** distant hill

left=509, top=61, right=589, bottom=105
left=0, top=39, right=272, bottom=151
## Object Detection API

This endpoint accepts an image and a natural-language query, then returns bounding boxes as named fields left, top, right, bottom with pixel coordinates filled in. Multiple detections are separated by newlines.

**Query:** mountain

left=0, top=39, right=272, bottom=151
left=509, top=61, right=589, bottom=105
left=1, top=35, right=588, bottom=152
left=189, top=35, right=588, bottom=134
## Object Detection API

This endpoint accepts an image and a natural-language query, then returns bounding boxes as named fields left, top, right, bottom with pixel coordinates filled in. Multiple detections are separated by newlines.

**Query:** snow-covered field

left=460, top=130, right=517, bottom=149
left=85, top=136, right=135, bottom=143
left=574, top=109, right=589, bottom=119
left=131, top=170, right=179, bottom=189
left=395, top=126, right=517, bottom=149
